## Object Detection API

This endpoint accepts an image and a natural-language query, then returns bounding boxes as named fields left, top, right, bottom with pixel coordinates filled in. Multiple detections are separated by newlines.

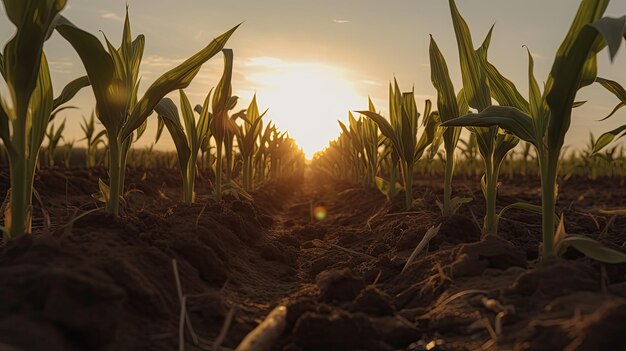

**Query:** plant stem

left=215, top=142, right=223, bottom=202
left=403, top=161, right=414, bottom=210
left=541, top=154, right=558, bottom=258
left=243, top=157, right=251, bottom=191
left=107, top=137, right=121, bottom=217
left=443, top=151, right=455, bottom=216
left=483, top=167, right=498, bottom=237
left=389, top=161, right=397, bottom=199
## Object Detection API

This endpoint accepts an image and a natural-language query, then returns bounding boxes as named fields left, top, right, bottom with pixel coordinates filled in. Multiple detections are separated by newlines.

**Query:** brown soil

left=1, top=167, right=625, bottom=351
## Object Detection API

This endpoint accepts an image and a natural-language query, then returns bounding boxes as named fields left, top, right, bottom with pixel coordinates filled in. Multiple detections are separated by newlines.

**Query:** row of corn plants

left=312, top=0, right=626, bottom=263
left=0, top=1, right=304, bottom=240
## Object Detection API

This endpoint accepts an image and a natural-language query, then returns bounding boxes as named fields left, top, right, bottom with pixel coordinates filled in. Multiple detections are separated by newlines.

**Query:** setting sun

left=245, top=58, right=365, bottom=158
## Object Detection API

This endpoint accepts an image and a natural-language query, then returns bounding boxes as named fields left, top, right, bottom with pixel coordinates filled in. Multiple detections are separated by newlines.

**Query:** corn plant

left=0, top=0, right=90, bottom=239
left=254, top=121, right=276, bottom=184
left=235, top=94, right=267, bottom=191
left=154, top=89, right=211, bottom=203
left=191, top=49, right=242, bottom=201
left=429, top=35, right=472, bottom=216
left=358, top=79, right=440, bottom=209
left=378, top=136, right=401, bottom=199
left=56, top=9, right=239, bottom=216
left=62, top=140, right=74, bottom=168
left=444, top=0, right=626, bottom=260
left=80, top=111, right=107, bottom=168
left=590, top=78, right=626, bottom=156
left=444, top=0, right=541, bottom=237
left=45, top=119, right=65, bottom=167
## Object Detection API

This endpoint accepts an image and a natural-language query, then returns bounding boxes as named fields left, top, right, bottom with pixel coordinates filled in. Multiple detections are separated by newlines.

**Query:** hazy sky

left=1, top=0, right=626, bottom=157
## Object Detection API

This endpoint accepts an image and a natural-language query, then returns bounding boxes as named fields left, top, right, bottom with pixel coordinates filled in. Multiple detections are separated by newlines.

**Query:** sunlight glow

left=246, top=58, right=365, bottom=158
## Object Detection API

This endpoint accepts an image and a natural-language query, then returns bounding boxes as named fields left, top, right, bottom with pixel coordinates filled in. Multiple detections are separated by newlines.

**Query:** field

left=1, top=165, right=625, bottom=350
left=2, top=0, right=626, bottom=350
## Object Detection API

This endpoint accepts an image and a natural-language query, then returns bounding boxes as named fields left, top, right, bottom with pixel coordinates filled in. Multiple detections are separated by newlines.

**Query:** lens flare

left=313, top=206, right=327, bottom=220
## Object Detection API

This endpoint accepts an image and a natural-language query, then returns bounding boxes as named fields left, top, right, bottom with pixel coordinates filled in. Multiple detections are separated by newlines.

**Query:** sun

left=245, top=58, right=365, bottom=158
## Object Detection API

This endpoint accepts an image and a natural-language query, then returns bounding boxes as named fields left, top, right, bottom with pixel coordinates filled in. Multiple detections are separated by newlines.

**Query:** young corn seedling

left=338, top=113, right=369, bottom=186
left=445, top=0, right=540, bottom=237
left=0, top=0, right=90, bottom=239
left=254, top=122, right=276, bottom=184
left=429, top=35, right=472, bottom=216
left=194, top=49, right=246, bottom=201
left=56, top=8, right=239, bottom=216
left=62, top=140, right=74, bottom=168
left=235, top=94, right=268, bottom=191
left=377, top=136, right=401, bottom=199
left=590, top=78, right=626, bottom=156
left=358, top=79, right=440, bottom=210
left=80, top=111, right=107, bottom=168
left=154, top=89, right=211, bottom=203
left=45, top=119, right=65, bottom=167
left=444, top=0, right=626, bottom=259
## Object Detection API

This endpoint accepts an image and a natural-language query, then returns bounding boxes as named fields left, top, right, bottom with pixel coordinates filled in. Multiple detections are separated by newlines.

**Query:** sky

left=1, top=0, right=626, bottom=158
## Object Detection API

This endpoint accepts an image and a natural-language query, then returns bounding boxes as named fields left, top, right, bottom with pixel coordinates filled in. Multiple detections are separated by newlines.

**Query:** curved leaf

left=357, top=110, right=400, bottom=154
left=3, top=0, right=66, bottom=116
left=595, top=77, right=626, bottom=120
left=592, top=124, right=626, bottom=154
left=121, top=24, right=240, bottom=141
left=154, top=98, right=191, bottom=177
left=561, top=235, right=626, bottom=263
left=56, top=17, right=122, bottom=132
left=429, top=35, right=459, bottom=123
left=52, top=75, right=90, bottom=111
left=448, top=0, right=491, bottom=111
left=443, top=105, right=536, bottom=144
left=546, top=15, right=626, bottom=152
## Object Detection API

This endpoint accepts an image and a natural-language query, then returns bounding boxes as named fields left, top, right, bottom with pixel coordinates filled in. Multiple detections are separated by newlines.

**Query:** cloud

left=245, top=57, right=287, bottom=68
left=100, top=10, right=123, bottom=22
left=48, top=59, right=74, bottom=74
left=361, top=79, right=381, bottom=86
left=333, top=19, right=350, bottom=24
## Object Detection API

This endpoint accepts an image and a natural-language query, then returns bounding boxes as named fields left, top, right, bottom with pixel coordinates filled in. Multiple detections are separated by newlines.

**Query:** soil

left=1, top=167, right=625, bottom=351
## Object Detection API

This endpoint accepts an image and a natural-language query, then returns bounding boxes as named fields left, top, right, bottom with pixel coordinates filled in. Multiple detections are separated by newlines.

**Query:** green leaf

left=595, top=77, right=626, bottom=120
left=375, top=176, right=404, bottom=197
left=357, top=110, right=401, bottom=154
left=154, top=98, right=191, bottom=178
left=484, top=61, right=529, bottom=113
left=561, top=235, right=626, bottom=264
left=56, top=17, right=123, bottom=133
left=29, top=52, right=54, bottom=170
left=448, top=0, right=491, bottom=111
left=443, top=105, right=536, bottom=145
left=195, top=89, right=213, bottom=150
left=546, top=15, right=626, bottom=152
left=52, top=75, right=90, bottom=111
left=498, top=202, right=543, bottom=219
left=211, top=48, right=236, bottom=144
left=121, top=24, right=240, bottom=141
left=2, top=0, right=66, bottom=117
left=92, top=178, right=111, bottom=203
left=429, top=35, right=460, bottom=122
left=179, top=90, right=196, bottom=150
left=592, top=124, right=626, bottom=154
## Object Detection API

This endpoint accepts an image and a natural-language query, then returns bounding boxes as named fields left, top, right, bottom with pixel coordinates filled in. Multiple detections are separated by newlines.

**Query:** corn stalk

left=56, top=9, right=239, bottom=215
left=444, top=0, right=626, bottom=259
left=0, top=0, right=90, bottom=239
